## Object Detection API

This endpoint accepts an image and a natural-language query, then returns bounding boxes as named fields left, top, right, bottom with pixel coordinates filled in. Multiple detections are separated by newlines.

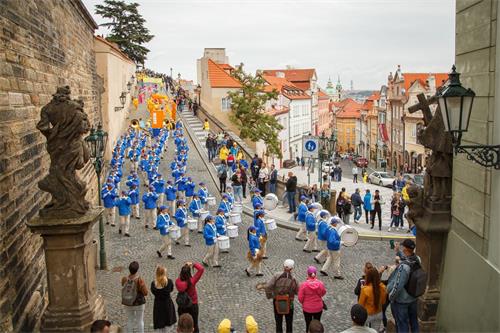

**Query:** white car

left=368, top=171, right=395, bottom=187
left=321, top=161, right=335, bottom=172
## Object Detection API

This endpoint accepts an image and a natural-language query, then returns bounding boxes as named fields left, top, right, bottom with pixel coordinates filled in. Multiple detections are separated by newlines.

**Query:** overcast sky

left=83, top=0, right=455, bottom=90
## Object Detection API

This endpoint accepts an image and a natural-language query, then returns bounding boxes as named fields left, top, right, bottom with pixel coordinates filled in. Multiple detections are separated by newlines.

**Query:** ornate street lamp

left=85, top=124, right=109, bottom=269
left=196, top=84, right=201, bottom=106
left=119, top=91, right=127, bottom=106
left=127, top=81, right=132, bottom=92
left=437, top=65, right=499, bottom=169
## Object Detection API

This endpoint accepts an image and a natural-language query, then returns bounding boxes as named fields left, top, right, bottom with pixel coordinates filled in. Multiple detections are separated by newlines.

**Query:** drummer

left=202, top=215, right=221, bottom=268
left=251, top=189, right=264, bottom=209
left=218, top=194, right=232, bottom=218
left=314, top=212, right=331, bottom=264
left=320, top=216, right=344, bottom=279
left=174, top=200, right=190, bottom=247
left=165, top=180, right=177, bottom=214
left=254, top=210, right=268, bottom=259
left=188, top=193, right=202, bottom=226
left=226, top=186, right=235, bottom=206
left=197, top=182, right=209, bottom=210
left=245, top=226, right=263, bottom=277
left=295, top=196, right=309, bottom=241
left=304, top=208, right=324, bottom=253
left=156, top=206, right=175, bottom=259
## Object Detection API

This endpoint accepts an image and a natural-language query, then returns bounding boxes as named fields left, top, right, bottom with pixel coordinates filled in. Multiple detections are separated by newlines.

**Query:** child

left=254, top=210, right=268, bottom=259
left=142, top=185, right=159, bottom=229
left=101, top=183, right=117, bottom=226
left=202, top=215, right=221, bottom=268
left=156, top=206, right=175, bottom=259
left=174, top=200, right=190, bottom=246
left=188, top=193, right=202, bottom=231
left=116, top=191, right=132, bottom=236
left=245, top=226, right=263, bottom=277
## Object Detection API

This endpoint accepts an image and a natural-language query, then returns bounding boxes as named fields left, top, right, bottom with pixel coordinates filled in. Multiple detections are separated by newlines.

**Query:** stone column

left=329, top=190, right=337, bottom=215
left=27, top=208, right=106, bottom=332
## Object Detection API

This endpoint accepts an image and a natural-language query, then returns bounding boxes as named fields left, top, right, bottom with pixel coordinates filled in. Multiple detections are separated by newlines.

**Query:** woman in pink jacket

left=298, top=266, right=327, bottom=331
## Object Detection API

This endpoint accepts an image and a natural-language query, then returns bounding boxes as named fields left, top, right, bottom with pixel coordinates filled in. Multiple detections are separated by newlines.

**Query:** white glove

left=340, top=241, right=345, bottom=246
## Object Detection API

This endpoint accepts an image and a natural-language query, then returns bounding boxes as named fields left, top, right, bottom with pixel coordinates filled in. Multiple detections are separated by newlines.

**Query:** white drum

left=187, top=219, right=198, bottom=230
left=315, top=209, right=331, bottom=220
left=200, top=210, right=209, bottom=221
left=169, top=226, right=180, bottom=240
left=232, top=203, right=243, bottom=214
left=217, top=236, right=230, bottom=250
left=227, top=225, right=238, bottom=238
left=264, top=193, right=279, bottom=211
left=207, top=196, right=216, bottom=206
left=311, top=202, right=323, bottom=215
left=338, top=225, right=359, bottom=247
left=264, top=218, right=277, bottom=231
left=229, top=213, right=242, bottom=224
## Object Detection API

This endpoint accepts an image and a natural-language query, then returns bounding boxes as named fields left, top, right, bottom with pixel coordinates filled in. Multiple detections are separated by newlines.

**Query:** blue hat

left=300, top=195, right=307, bottom=201
left=121, top=190, right=127, bottom=195
left=217, top=208, right=225, bottom=213
left=256, top=210, right=266, bottom=216
left=307, top=204, right=315, bottom=210
left=255, top=203, right=263, bottom=209
left=188, top=177, right=192, bottom=181
left=222, top=194, right=229, bottom=199
left=167, top=180, right=172, bottom=184
left=177, top=200, right=185, bottom=205
left=204, top=215, right=214, bottom=223
left=254, top=189, right=262, bottom=193
left=149, top=185, right=155, bottom=190
left=199, top=182, right=205, bottom=186
left=320, top=211, right=329, bottom=218
left=248, top=226, right=256, bottom=232
left=330, top=216, right=341, bottom=224
left=159, top=205, right=168, bottom=211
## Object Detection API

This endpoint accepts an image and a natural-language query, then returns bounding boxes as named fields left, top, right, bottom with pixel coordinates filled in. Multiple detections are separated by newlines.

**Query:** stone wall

left=0, top=0, right=98, bottom=331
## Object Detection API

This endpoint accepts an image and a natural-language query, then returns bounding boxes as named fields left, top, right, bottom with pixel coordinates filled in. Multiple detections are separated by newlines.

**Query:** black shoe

left=370, top=226, right=374, bottom=229
left=334, top=275, right=345, bottom=280
left=184, top=244, right=191, bottom=247
left=125, top=233, right=130, bottom=237
left=303, top=238, right=308, bottom=242
left=314, top=257, right=321, bottom=264
left=256, top=273, right=264, bottom=277
left=320, top=270, right=328, bottom=276
left=312, top=249, right=320, bottom=253
left=145, top=225, right=149, bottom=229
left=119, top=229, right=122, bottom=234
left=135, top=217, right=140, bottom=220
left=379, top=227, right=381, bottom=231
left=202, top=261, right=209, bottom=267
left=303, top=249, right=312, bottom=253
left=111, top=224, right=116, bottom=227
left=167, top=255, right=175, bottom=260
left=295, top=237, right=303, bottom=242
left=157, top=250, right=162, bottom=258
left=197, top=231, right=203, bottom=234
left=153, top=227, right=158, bottom=230
left=106, top=222, right=110, bottom=225
left=214, top=265, right=221, bottom=268
left=175, top=241, right=180, bottom=245
left=245, top=268, right=251, bottom=276
left=262, top=256, right=268, bottom=259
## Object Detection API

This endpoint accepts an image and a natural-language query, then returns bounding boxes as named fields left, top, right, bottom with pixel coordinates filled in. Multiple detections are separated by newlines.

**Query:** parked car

left=403, top=173, right=424, bottom=188
left=355, top=157, right=368, bottom=168
left=368, top=171, right=395, bottom=187
left=322, top=161, right=335, bottom=172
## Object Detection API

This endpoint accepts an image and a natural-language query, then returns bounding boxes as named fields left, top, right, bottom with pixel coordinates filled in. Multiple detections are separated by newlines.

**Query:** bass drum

left=311, top=202, right=323, bottom=215
left=314, top=209, right=331, bottom=221
left=264, top=193, right=279, bottom=211
left=338, top=225, right=359, bottom=247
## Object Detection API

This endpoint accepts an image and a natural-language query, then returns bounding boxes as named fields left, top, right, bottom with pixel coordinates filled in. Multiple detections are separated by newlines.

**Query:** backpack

left=217, top=165, right=227, bottom=178
left=176, top=291, right=193, bottom=309
left=405, top=262, right=427, bottom=298
left=122, top=277, right=138, bottom=306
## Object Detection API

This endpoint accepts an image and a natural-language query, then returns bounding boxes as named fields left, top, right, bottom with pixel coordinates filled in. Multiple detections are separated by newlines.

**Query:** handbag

left=275, top=294, right=291, bottom=315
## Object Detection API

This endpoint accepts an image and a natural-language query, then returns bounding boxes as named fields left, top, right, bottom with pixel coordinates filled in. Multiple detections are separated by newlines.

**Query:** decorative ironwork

left=455, top=145, right=500, bottom=169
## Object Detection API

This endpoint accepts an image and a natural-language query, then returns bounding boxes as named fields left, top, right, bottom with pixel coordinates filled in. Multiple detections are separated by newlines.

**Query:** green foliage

left=227, top=65, right=284, bottom=158
left=95, top=0, right=154, bottom=65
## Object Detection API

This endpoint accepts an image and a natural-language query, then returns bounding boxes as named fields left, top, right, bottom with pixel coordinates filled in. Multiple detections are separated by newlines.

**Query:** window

left=411, top=123, right=417, bottom=137
left=346, top=128, right=350, bottom=134
left=221, top=97, right=231, bottom=111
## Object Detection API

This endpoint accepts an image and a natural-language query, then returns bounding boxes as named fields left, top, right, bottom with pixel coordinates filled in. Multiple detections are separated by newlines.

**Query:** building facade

left=317, top=88, right=332, bottom=136
left=333, top=98, right=363, bottom=153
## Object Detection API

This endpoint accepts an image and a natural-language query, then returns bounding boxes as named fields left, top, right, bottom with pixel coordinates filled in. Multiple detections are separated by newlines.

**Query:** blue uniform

left=156, top=213, right=174, bottom=236
left=116, top=197, right=132, bottom=216
left=142, top=192, right=159, bottom=209
left=254, top=217, right=267, bottom=238
left=252, top=195, right=264, bottom=209
left=175, top=207, right=188, bottom=228
left=305, top=211, right=316, bottom=232
left=165, top=185, right=177, bottom=201
left=326, top=227, right=341, bottom=251
left=185, top=181, right=196, bottom=197
left=176, top=177, right=187, bottom=192
left=129, top=188, right=140, bottom=205
left=101, top=188, right=117, bottom=208
left=218, top=200, right=231, bottom=216
left=249, top=233, right=261, bottom=256
left=215, top=215, right=226, bottom=235
left=198, top=188, right=209, bottom=204
left=203, top=223, right=218, bottom=246
left=189, top=199, right=202, bottom=217
left=297, top=202, right=308, bottom=223
left=317, top=219, right=329, bottom=241
left=152, top=179, right=166, bottom=194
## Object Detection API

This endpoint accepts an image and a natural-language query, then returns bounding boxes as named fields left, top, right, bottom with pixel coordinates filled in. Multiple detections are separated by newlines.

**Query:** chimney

left=276, top=71, right=285, bottom=78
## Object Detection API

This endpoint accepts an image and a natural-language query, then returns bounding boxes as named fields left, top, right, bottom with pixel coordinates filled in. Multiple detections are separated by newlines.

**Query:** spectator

left=340, top=304, right=377, bottom=333
left=336, top=188, right=346, bottom=219
left=217, top=161, right=228, bottom=193
left=359, top=267, right=387, bottom=331
left=265, top=259, right=299, bottom=333
left=251, top=154, right=260, bottom=180
left=202, top=118, right=210, bottom=132
left=151, top=265, right=177, bottom=330
left=370, top=190, right=383, bottom=231
left=337, top=165, right=343, bottom=181
left=311, top=184, right=319, bottom=203
left=319, top=184, right=330, bottom=209
left=240, top=166, right=248, bottom=198
left=387, top=239, right=420, bottom=333
left=308, top=319, right=324, bottom=333
left=246, top=315, right=259, bottom=333
left=363, top=189, right=373, bottom=225
left=231, top=170, right=243, bottom=203
left=342, top=191, right=353, bottom=225
left=354, top=262, right=374, bottom=300
left=301, top=157, right=305, bottom=170
left=258, top=162, right=269, bottom=195
left=351, top=188, right=363, bottom=224
left=90, top=320, right=111, bottom=333
left=121, top=261, right=148, bottom=333
left=352, top=165, right=359, bottom=183
left=175, top=262, right=205, bottom=333
left=285, top=172, right=298, bottom=213
left=230, top=142, right=239, bottom=156
left=389, top=192, right=403, bottom=232
left=298, top=266, right=327, bottom=331
left=269, top=164, right=278, bottom=194
left=219, top=145, right=229, bottom=162
left=177, top=313, right=194, bottom=333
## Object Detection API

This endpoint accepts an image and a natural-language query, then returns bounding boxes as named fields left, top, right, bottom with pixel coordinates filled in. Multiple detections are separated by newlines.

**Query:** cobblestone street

left=95, top=106, right=397, bottom=332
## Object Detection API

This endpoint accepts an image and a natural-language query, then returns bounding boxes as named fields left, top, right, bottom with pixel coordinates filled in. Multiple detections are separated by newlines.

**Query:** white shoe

left=388, top=227, right=392, bottom=232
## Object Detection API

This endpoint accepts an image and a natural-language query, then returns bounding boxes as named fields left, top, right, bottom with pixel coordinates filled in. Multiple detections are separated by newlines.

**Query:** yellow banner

left=143, top=77, right=163, bottom=84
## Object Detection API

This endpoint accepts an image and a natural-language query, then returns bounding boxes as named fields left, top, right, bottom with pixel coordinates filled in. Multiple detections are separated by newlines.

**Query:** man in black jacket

left=350, top=188, right=363, bottom=223
left=285, top=172, right=297, bottom=213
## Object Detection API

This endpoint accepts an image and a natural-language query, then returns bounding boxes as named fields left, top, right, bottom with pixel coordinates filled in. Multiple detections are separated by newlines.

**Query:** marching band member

left=202, top=215, right=221, bottom=268
left=188, top=193, right=202, bottom=228
left=101, top=182, right=117, bottom=226
left=303, top=209, right=325, bottom=253
left=176, top=173, right=187, bottom=201
left=156, top=206, right=175, bottom=259
left=165, top=180, right=177, bottom=214
left=174, top=200, right=190, bottom=247
left=314, top=212, right=331, bottom=264
left=245, top=226, right=263, bottom=277
left=126, top=171, right=140, bottom=189
left=254, top=210, right=268, bottom=259
left=215, top=208, right=227, bottom=236
left=142, top=185, right=159, bottom=229
left=295, top=196, right=308, bottom=241
left=251, top=189, right=264, bottom=209
left=129, top=184, right=140, bottom=220
left=185, top=177, right=196, bottom=204
left=218, top=194, right=232, bottom=218
left=320, top=216, right=344, bottom=279
left=116, top=191, right=132, bottom=236
left=198, top=182, right=209, bottom=210
left=226, top=186, right=235, bottom=206
left=152, top=174, right=166, bottom=205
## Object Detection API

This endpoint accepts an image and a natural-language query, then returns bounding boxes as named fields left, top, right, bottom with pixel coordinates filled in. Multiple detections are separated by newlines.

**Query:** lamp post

left=170, top=67, right=173, bottom=78
left=318, top=131, right=337, bottom=189
left=85, top=124, right=109, bottom=269
left=195, top=84, right=201, bottom=106
left=127, top=81, right=132, bottom=92
left=437, top=65, right=499, bottom=168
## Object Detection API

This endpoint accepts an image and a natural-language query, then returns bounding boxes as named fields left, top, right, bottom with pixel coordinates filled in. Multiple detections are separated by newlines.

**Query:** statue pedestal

left=329, top=190, right=337, bottom=215
left=27, top=208, right=106, bottom=332
left=415, top=205, right=451, bottom=332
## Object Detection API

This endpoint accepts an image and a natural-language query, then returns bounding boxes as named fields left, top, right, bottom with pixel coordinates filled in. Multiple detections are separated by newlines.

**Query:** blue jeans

left=287, top=191, right=296, bottom=213
left=390, top=215, right=400, bottom=228
left=391, top=301, right=419, bottom=333
left=353, top=205, right=362, bottom=221
left=269, top=182, right=277, bottom=194
left=233, top=185, right=243, bottom=202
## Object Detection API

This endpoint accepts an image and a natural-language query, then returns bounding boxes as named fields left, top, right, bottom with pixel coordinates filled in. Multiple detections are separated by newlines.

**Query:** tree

left=227, top=65, right=284, bottom=158
left=95, top=0, right=154, bottom=65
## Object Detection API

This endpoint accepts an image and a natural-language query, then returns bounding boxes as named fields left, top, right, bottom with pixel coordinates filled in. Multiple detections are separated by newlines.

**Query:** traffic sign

left=302, top=135, right=319, bottom=158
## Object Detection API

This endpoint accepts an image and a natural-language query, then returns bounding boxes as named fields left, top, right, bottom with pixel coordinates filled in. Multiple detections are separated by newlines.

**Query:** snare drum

left=229, top=213, right=242, bottom=224
left=207, top=196, right=216, bottom=206
left=217, top=236, right=230, bottom=250
left=227, top=225, right=238, bottom=238
left=232, top=203, right=243, bottom=214
left=187, top=219, right=198, bottom=230
left=169, top=226, right=180, bottom=240
left=338, top=225, right=358, bottom=247
left=200, top=210, right=209, bottom=221
left=264, top=219, right=277, bottom=231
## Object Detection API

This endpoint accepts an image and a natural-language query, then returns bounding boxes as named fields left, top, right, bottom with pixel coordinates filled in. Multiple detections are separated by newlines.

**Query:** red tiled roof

left=219, top=64, right=234, bottom=70
left=335, top=99, right=364, bottom=119
left=268, top=105, right=290, bottom=117
left=367, top=91, right=380, bottom=101
left=262, top=69, right=316, bottom=83
left=292, top=81, right=311, bottom=91
left=318, top=89, right=330, bottom=99
left=403, top=73, right=448, bottom=95
left=262, top=75, right=310, bottom=100
left=208, top=59, right=242, bottom=88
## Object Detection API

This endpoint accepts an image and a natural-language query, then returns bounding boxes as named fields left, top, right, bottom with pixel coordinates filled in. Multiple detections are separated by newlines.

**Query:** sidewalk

left=179, top=111, right=414, bottom=241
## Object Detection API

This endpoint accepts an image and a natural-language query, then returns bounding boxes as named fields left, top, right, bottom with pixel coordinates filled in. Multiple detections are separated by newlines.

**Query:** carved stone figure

left=36, top=86, right=91, bottom=219
left=405, top=185, right=424, bottom=227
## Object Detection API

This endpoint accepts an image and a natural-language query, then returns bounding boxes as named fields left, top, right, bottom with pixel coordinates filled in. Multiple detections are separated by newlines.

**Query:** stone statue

left=405, top=184, right=424, bottom=227
left=36, top=86, right=91, bottom=219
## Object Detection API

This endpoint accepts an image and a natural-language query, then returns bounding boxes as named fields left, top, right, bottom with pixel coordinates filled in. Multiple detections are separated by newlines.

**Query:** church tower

left=334, top=76, right=343, bottom=101
left=325, top=77, right=335, bottom=97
